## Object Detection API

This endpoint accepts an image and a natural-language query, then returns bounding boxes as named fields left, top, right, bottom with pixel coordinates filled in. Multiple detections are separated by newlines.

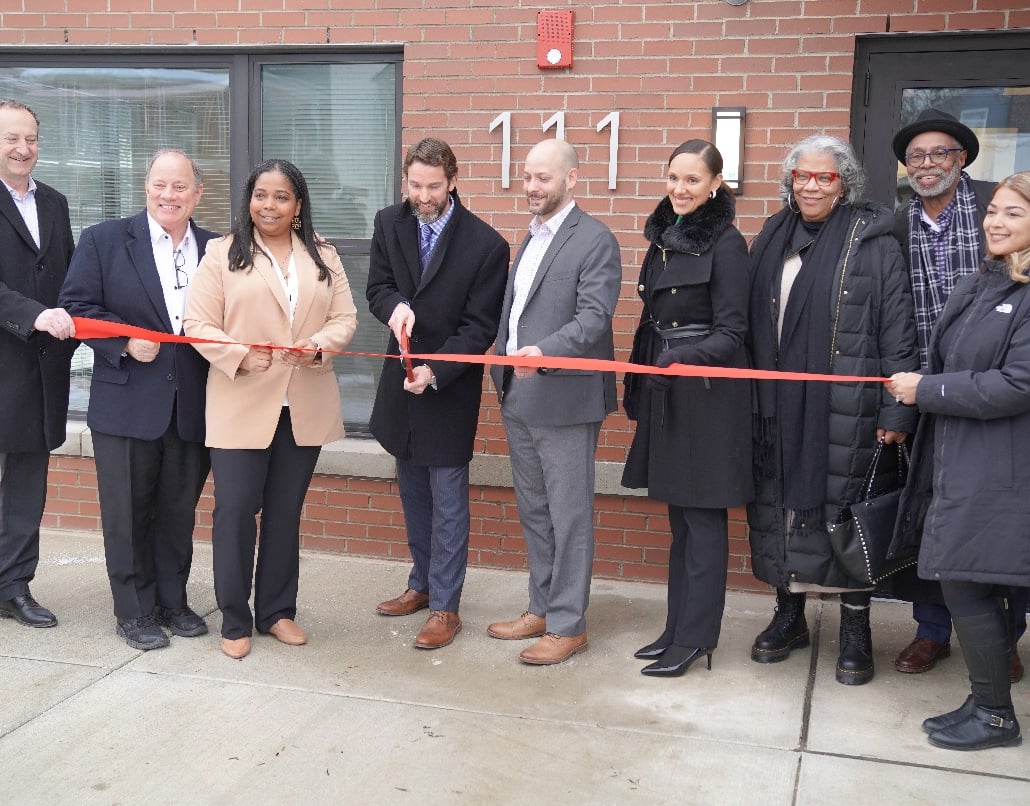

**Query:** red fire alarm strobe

left=537, top=10, right=573, bottom=69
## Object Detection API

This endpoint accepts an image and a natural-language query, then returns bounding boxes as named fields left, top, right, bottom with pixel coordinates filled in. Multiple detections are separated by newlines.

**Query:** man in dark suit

left=60, top=149, right=217, bottom=651
left=488, top=139, right=622, bottom=665
left=367, top=138, right=509, bottom=650
left=0, top=99, right=77, bottom=629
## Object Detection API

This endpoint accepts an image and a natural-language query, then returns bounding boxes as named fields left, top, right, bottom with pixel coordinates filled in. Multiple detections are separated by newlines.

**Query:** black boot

left=922, top=695, right=975, bottom=735
left=928, top=609, right=1022, bottom=751
left=836, top=604, right=874, bottom=685
left=751, top=589, right=809, bottom=663
left=928, top=705, right=1021, bottom=751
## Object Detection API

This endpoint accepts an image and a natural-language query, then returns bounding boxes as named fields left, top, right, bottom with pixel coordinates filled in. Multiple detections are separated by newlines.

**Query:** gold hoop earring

left=291, top=215, right=302, bottom=230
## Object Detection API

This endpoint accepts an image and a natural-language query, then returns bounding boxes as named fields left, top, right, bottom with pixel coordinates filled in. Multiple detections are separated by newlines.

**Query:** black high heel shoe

left=633, top=637, right=671, bottom=660
left=640, top=645, right=713, bottom=677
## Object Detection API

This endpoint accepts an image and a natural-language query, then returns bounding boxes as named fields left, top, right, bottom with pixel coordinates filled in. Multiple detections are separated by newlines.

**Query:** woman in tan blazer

left=184, top=159, right=357, bottom=660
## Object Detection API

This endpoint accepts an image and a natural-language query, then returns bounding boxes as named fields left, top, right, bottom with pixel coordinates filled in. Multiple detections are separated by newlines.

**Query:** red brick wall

left=17, top=1, right=1027, bottom=590
left=43, top=455, right=760, bottom=591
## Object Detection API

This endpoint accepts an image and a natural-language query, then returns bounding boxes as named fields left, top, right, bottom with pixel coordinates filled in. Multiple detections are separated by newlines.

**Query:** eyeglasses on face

left=791, top=169, right=840, bottom=187
left=173, top=248, right=188, bottom=290
left=904, top=147, right=963, bottom=169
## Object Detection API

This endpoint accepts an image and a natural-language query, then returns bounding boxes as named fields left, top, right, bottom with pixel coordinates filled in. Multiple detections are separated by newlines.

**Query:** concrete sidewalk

left=1, top=530, right=1027, bottom=805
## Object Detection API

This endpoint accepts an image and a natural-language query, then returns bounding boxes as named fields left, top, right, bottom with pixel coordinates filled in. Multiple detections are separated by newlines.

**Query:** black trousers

left=92, top=424, right=210, bottom=621
left=210, top=409, right=320, bottom=639
left=0, top=451, right=50, bottom=600
left=665, top=505, right=728, bottom=648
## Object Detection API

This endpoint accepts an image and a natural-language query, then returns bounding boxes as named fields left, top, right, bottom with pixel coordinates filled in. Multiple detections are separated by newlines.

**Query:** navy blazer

left=0, top=179, right=76, bottom=452
left=59, top=210, right=218, bottom=442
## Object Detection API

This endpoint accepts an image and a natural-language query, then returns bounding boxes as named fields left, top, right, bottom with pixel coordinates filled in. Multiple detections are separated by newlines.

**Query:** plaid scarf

left=907, top=172, right=982, bottom=369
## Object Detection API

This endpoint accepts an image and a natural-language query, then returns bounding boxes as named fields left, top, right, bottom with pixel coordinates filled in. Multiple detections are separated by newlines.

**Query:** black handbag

left=827, top=441, right=914, bottom=585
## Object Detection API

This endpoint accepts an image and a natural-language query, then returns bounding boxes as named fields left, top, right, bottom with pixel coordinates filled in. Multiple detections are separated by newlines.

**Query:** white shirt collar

left=1, top=174, right=36, bottom=200
left=146, top=212, right=193, bottom=251
left=529, top=199, right=576, bottom=238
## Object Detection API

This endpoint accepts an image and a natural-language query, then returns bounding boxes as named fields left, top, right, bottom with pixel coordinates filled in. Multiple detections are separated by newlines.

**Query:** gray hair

left=779, top=134, right=866, bottom=207
left=145, top=148, right=203, bottom=187
left=0, top=98, right=40, bottom=127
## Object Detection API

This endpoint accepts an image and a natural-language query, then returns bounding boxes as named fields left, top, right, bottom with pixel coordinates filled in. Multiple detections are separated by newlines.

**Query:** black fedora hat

left=892, top=107, right=979, bottom=166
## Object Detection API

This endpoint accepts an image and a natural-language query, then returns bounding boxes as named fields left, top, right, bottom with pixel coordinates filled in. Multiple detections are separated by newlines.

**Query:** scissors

left=399, top=330, right=416, bottom=383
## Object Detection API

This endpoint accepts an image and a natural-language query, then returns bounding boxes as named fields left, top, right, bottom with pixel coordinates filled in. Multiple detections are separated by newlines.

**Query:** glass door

left=852, top=29, right=1030, bottom=209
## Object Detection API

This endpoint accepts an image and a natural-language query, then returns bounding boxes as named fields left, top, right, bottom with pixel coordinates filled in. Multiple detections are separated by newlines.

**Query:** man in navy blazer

left=367, top=138, right=509, bottom=650
left=60, top=149, right=218, bottom=651
left=0, top=99, right=77, bottom=630
left=488, top=139, right=622, bottom=665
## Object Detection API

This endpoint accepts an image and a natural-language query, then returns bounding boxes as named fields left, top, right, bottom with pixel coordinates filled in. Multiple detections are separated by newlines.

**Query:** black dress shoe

left=641, top=645, right=713, bottom=677
left=633, top=637, right=671, bottom=660
left=116, top=616, right=169, bottom=651
left=0, top=593, right=58, bottom=627
left=155, top=606, right=209, bottom=638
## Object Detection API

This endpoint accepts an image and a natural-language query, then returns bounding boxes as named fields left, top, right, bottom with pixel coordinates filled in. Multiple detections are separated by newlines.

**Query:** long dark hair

left=227, top=159, right=332, bottom=283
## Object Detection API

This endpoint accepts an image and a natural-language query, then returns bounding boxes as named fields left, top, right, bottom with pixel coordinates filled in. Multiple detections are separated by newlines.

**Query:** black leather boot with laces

left=751, top=588, right=809, bottom=663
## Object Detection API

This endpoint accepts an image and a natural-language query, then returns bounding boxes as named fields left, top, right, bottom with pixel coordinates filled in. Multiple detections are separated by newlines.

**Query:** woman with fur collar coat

left=621, top=140, right=753, bottom=677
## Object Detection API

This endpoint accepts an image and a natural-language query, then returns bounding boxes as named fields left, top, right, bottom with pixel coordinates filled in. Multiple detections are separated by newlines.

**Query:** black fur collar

left=644, top=186, right=735, bottom=254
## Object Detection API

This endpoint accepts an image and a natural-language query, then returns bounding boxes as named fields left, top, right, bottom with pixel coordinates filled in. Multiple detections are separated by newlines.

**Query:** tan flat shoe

left=221, top=636, right=251, bottom=659
left=267, top=618, right=306, bottom=646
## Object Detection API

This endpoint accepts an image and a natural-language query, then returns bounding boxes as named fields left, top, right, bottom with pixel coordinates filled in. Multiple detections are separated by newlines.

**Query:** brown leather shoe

left=894, top=637, right=950, bottom=673
left=487, top=611, right=546, bottom=640
left=519, top=632, right=588, bottom=665
left=267, top=618, right=307, bottom=646
left=1012, top=647, right=1025, bottom=683
left=221, top=636, right=251, bottom=659
left=414, top=611, right=461, bottom=649
left=376, top=588, right=430, bottom=617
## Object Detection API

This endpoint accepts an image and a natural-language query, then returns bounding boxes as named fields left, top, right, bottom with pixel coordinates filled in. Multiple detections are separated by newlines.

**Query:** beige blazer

left=183, top=232, right=358, bottom=449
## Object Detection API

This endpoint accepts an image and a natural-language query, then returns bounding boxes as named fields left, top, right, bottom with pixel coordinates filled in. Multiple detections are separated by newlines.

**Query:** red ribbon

left=71, top=317, right=889, bottom=384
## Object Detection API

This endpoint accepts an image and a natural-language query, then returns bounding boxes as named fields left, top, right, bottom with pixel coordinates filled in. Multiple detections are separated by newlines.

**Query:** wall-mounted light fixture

left=712, top=107, right=745, bottom=195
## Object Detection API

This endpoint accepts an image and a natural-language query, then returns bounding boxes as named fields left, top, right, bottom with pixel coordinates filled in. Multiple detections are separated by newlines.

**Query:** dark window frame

left=851, top=29, right=1030, bottom=207
left=0, top=45, right=403, bottom=436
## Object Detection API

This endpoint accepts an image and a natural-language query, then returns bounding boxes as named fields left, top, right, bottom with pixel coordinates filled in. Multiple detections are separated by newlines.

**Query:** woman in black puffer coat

left=747, top=135, right=918, bottom=685
left=622, top=139, right=753, bottom=678
left=888, top=172, right=1030, bottom=751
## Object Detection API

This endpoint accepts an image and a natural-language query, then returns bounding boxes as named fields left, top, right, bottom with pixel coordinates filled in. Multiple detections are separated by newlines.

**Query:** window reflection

left=896, top=87, right=1030, bottom=210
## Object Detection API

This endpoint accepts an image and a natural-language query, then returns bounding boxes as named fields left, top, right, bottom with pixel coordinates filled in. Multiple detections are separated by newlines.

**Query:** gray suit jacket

left=491, top=204, right=621, bottom=426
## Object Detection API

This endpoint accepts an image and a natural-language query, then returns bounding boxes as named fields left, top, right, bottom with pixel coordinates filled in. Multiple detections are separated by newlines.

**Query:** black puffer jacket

left=747, top=201, right=919, bottom=589
left=894, top=261, right=1030, bottom=587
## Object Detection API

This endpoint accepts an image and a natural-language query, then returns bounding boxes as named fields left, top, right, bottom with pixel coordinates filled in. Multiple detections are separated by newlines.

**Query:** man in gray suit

left=488, top=138, right=621, bottom=665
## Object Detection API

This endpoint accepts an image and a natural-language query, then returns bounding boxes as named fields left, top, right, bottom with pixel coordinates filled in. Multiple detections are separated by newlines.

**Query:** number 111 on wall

left=489, top=112, right=621, bottom=190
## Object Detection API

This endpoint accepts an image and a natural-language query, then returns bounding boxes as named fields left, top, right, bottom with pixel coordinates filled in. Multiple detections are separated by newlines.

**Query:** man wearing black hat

left=890, top=107, right=1027, bottom=681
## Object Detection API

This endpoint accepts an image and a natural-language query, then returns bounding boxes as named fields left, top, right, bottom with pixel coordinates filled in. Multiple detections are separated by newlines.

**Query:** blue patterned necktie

left=419, top=223, right=434, bottom=274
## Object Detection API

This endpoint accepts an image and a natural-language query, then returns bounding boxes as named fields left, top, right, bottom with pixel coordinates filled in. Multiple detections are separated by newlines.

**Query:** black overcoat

left=366, top=192, right=509, bottom=466
left=622, top=188, right=753, bottom=508
left=0, top=181, right=76, bottom=452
